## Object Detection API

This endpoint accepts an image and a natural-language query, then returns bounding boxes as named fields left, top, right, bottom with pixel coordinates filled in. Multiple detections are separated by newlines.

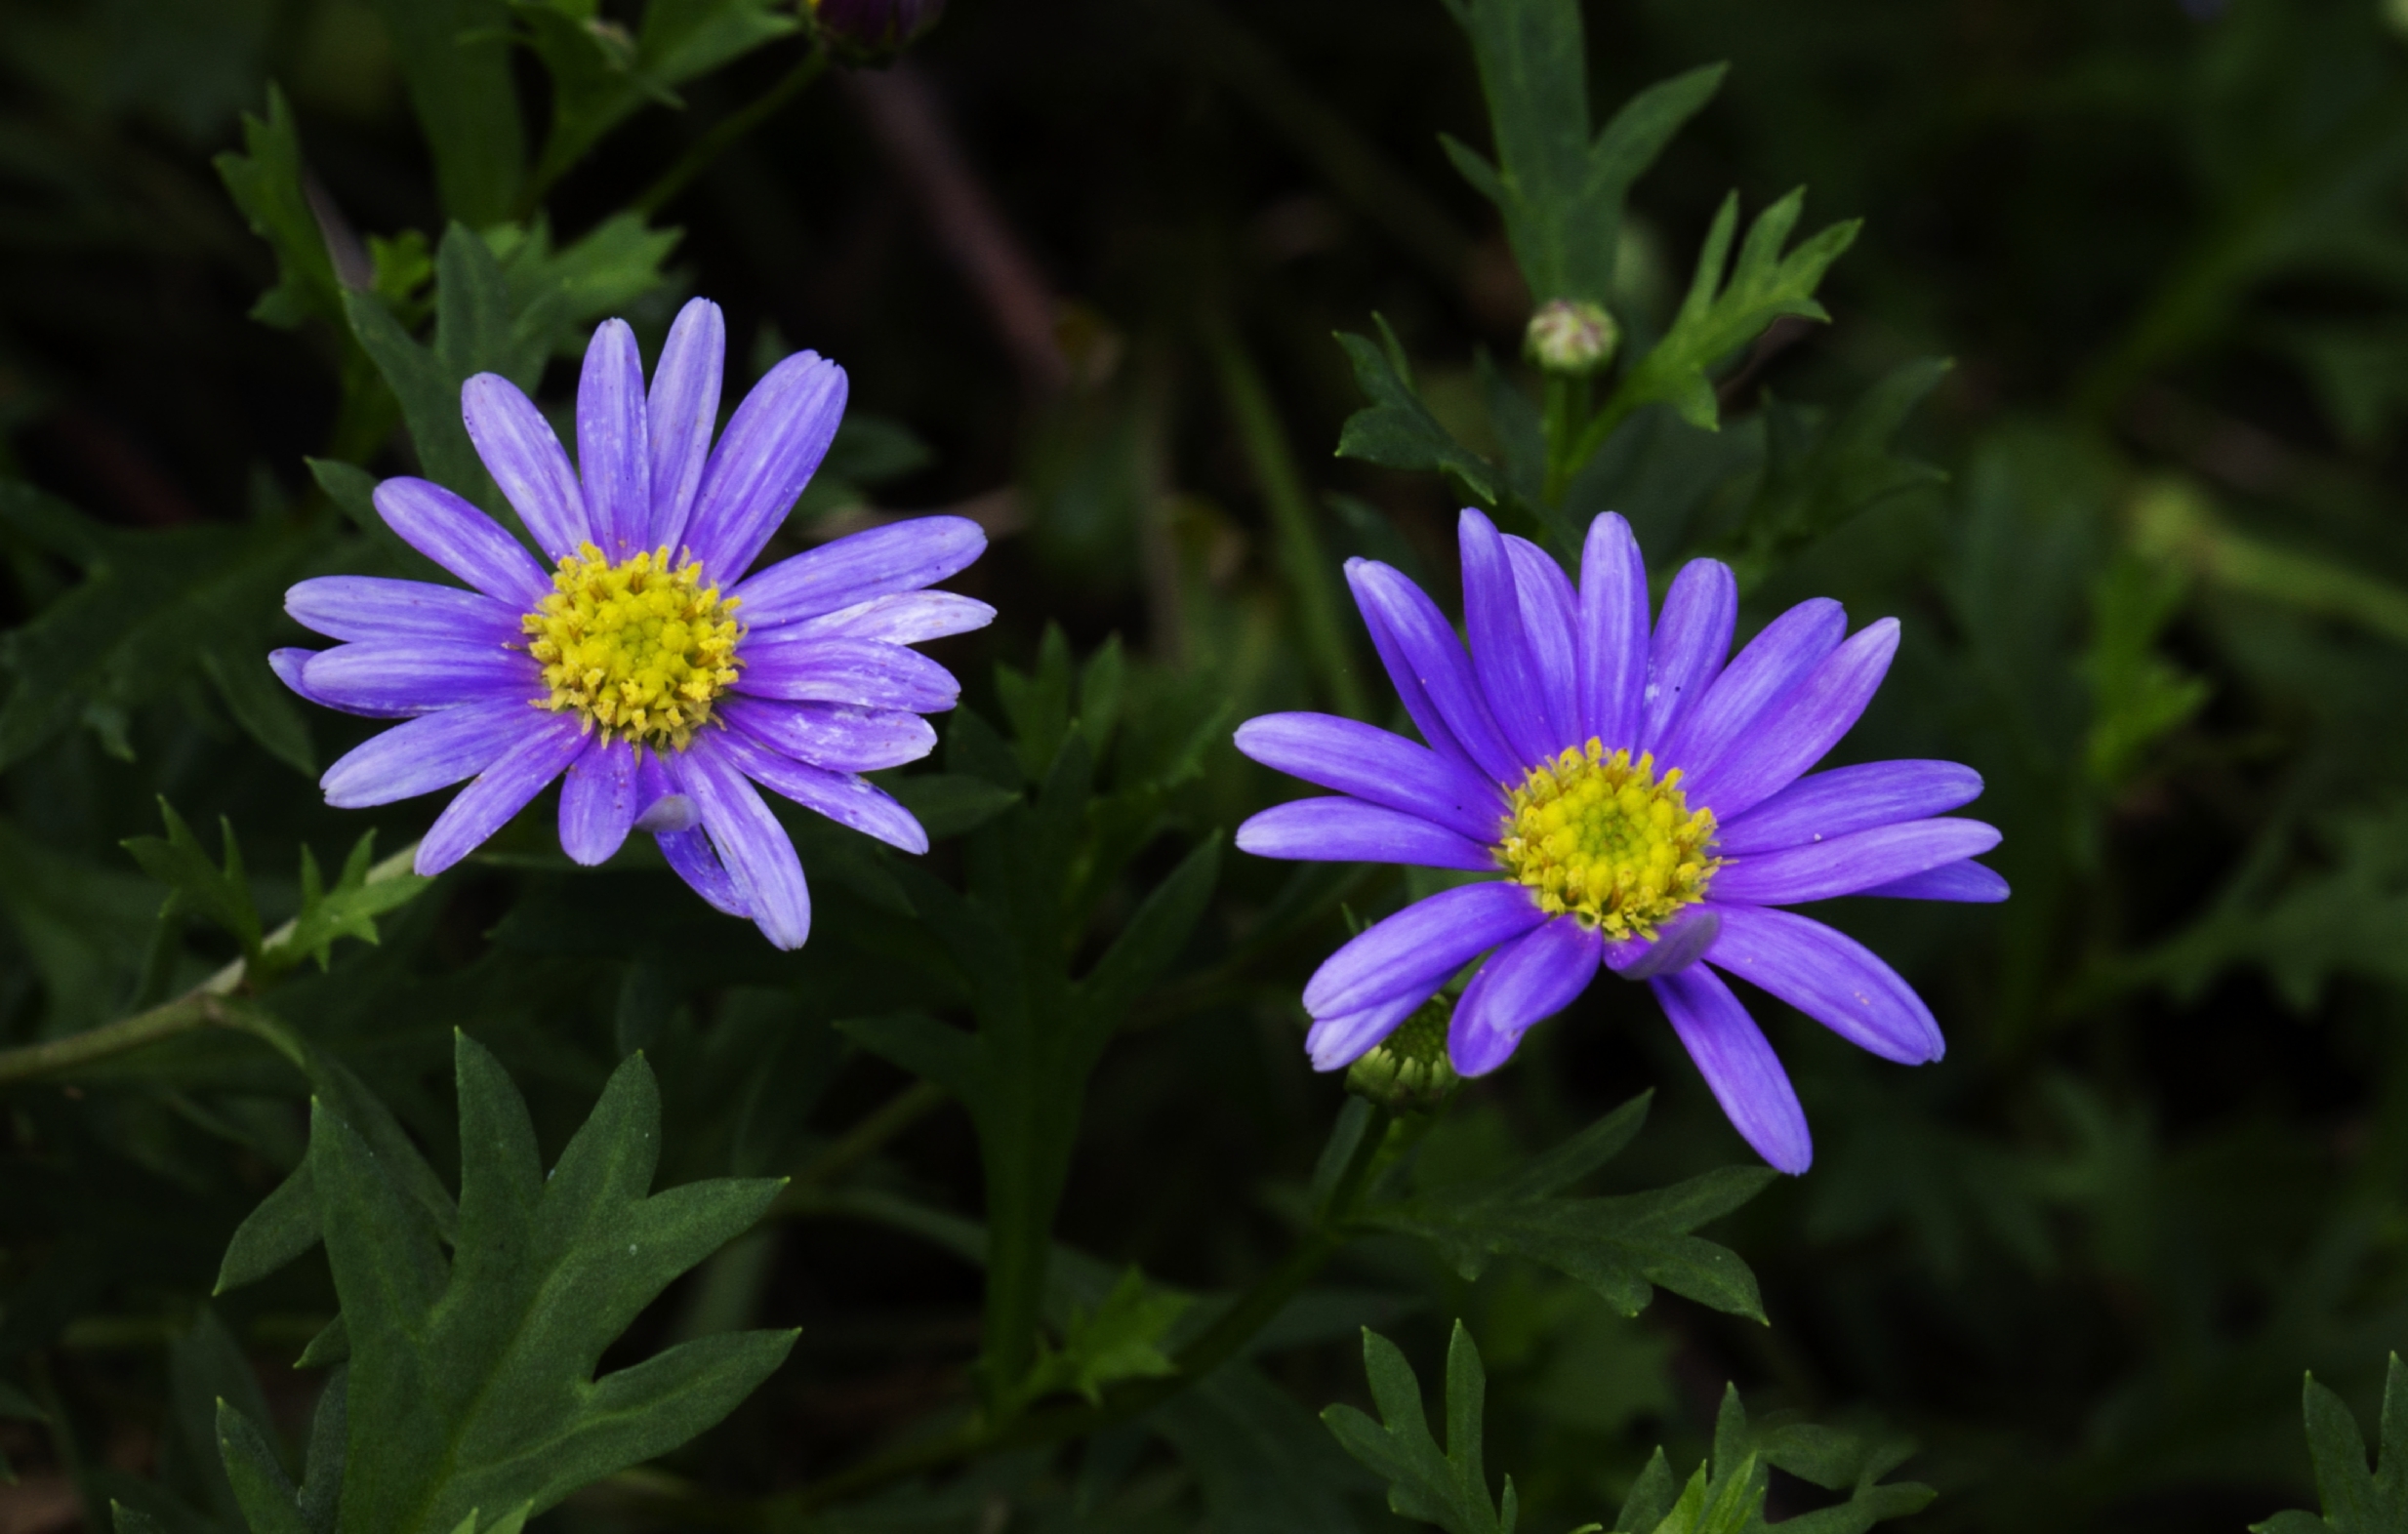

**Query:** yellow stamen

left=1497, top=739, right=1718, bottom=938
left=521, top=543, right=742, bottom=750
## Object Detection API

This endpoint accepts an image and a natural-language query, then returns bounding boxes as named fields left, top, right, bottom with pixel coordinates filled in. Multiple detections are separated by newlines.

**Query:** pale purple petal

left=1701, top=903, right=1942, bottom=1064
left=1345, top=559, right=1521, bottom=784
left=559, top=735, right=639, bottom=866
left=733, top=638, right=960, bottom=712
left=684, top=352, right=848, bottom=582
left=1306, top=987, right=1439, bottom=1072
left=1236, top=797, right=1498, bottom=871
left=300, top=643, right=540, bottom=717
left=1459, top=509, right=1558, bottom=766
left=678, top=734, right=812, bottom=948
left=1577, top=512, right=1650, bottom=752
left=320, top=701, right=530, bottom=808
left=1302, top=880, right=1544, bottom=1017
left=1688, top=619, right=1900, bottom=818
left=1234, top=712, right=1509, bottom=844
left=372, top=477, right=552, bottom=610
left=1650, top=965, right=1812, bottom=1174
left=641, top=750, right=747, bottom=915
left=1717, top=760, right=1984, bottom=856
left=461, top=374, right=591, bottom=560
left=1711, top=818, right=2002, bottom=907
left=647, top=298, right=725, bottom=554
left=1657, top=597, right=1845, bottom=782
left=770, top=590, right=997, bottom=646
left=1449, top=917, right=1603, bottom=1075
left=719, top=694, right=937, bottom=772
left=714, top=728, right=928, bottom=854
left=415, top=712, right=587, bottom=875
left=578, top=319, right=651, bottom=561
left=1602, top=906, right=1722, bottom=979
left=1504, top=534, right=1582, bottom=756
left=267, top=648, right=340, bottom=710
left=284, top=577, right=520, bottom=645
left=1638, top=558, right=1737, bottom=755
left=1864, top=860, right=2010, bottom=903
left=733, top=516, right=987, bottom=631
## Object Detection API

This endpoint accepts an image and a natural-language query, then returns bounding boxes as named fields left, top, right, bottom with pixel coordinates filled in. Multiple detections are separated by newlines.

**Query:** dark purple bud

left=811, top=0, right=945, bottom=60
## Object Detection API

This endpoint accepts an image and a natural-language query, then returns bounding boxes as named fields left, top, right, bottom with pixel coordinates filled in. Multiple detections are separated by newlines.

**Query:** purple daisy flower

left=270, top=298, right=993, bottom=950
left=1233, top=508, right=2006, bottom=1174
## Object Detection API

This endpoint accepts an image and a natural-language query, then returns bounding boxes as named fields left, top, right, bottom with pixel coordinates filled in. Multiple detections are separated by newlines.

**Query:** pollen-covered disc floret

left=523, top=543, right=742, bottom=749
left=1499, top=739, right=1717, bottom=937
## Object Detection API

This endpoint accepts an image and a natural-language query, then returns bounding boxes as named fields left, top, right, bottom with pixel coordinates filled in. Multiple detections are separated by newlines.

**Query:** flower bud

left=809, top=0, right=945, bottom=61
left=1345, top=994, right=1461, bottom=1114
left=1524, top=298, right=1619, bottom=377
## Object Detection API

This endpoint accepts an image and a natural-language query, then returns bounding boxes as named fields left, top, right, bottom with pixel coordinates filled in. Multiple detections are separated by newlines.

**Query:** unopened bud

left=1345, top=994, right=1460, bottom=1114
left=1524, top=299, right=1619, bottom=376
left=809, top=0, right=945, bottom=60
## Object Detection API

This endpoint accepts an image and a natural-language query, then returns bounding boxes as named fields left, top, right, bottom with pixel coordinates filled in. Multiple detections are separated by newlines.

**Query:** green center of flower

left=521, top=544, right=742, bottom=749
left=1498, top=740, right=1718, bottom=937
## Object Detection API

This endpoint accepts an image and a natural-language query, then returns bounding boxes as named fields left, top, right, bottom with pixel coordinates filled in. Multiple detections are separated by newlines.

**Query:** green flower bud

left=1524, top=298, right=1620, bottom=376
left=1345, top=994, right=1461, bottom=1114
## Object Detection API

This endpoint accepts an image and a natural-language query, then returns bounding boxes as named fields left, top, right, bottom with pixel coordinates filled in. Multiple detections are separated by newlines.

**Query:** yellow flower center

left=521, top=544, right=742, bottom=750
left=1498, top=740, right=1718, bottom=937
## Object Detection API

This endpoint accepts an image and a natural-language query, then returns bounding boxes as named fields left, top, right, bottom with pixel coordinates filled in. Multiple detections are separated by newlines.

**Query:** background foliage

left=3, top=0, right=2408, bottom=1528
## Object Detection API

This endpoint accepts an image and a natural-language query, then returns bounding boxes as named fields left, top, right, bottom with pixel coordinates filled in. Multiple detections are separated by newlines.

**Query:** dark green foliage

left=1325, top=1323, right=1521, bottom=1534
left=2252, top=1356, right=2408, bottom=1534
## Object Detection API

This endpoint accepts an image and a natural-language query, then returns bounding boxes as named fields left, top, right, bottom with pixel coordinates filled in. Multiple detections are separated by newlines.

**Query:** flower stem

left=633, top=48, right=832, bottom=219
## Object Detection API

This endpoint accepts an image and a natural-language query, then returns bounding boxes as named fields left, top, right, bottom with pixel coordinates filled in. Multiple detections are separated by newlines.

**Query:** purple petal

left=1449, top=917, right=1603, bottom=1076
left=373, top=477, right=551, bottom=610
left=284, top=577, right=521, bottom=645
left=1302, top=880, right=1544, bottom=1018
left=647, top=298, right=726, bottom=554
left=1236, top=796, right=1498, bottom=871
left=1638, top=558, right=1737, bottom=755
left=1577, top=513, right=1649, bottom=752
left=1717, top=759, right=1984, bottom=855
left=1602, top=906, right=1722, bottom=979
left=1306, top=987, right=1438, bottom=1072
left=267, top=648, right=342, bottom=711
left=1650, top=965, right=1812, bottom=1174
left=1657, top=597, right=1845, bottom=782
left=1504, top=534, right=1582, bottom=755
left=678, top=734, right=812, bottom=948
left=684, top=351, right=848, bottom=583
left=462, top=374, right=591, bottom=560
left=578, top=319, right=651, bottom=561
left=641, top=750, right=748, bottom=915
left=1345, top=560, right=1521, bottom=784
left=1864, top=859, right=2010, bottom=903
left=714, top=727, right=928, bottom=854
left=1712, top=818, right=2002, bottom=907
left=300, top=642, right=540, bottom=718
left=734, top=638, right=960, bottom=712
left=1688, top=619, right=1899, bottom=818
left=1701, top=903, right=1943, bottom=1064
left=773, top=590, right=997, bottom=646
left=320, top=702, right=530, bottom=808
left=1459, top=509, right=1558, bottom=766
left=559, top=735, right=639, bottom=866
left=720, top=694, right=937, bottom=772
left=415, top=712, right=586, bottom=875
left=733, top=516, right=987, bottom=631
left=1234, top=712, right=1509, bottom=845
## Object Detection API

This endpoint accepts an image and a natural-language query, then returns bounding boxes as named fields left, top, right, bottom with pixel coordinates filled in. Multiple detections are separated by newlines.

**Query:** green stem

left=633, top=48, right=831, bottom=218
left=770, top=1079, right=950, bottom=1214
left=0, top=841, right=422, bottom=1087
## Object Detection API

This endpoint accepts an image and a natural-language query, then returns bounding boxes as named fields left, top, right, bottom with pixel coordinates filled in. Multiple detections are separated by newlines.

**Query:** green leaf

left=2082, top=547, right=2209, bottom=791
left=1441, top=0, right=1721, bottom=309
left=1009, top=1267, right=1190, bottom=1409
left=1322, top=1322, right=1509, bottom=1534
left=212, top=86, right=343, bottom=331
left=1156, top=1363, right=1369, bottom=1534
left=218, top=1397, right=309, bottom=1534
left=122, top=800, right=263, bottom=966
left=1609, top=1387, right=1932, bottom=1534
left=200, top=647, right=315, bottom=777
left=2252, top=1355, right=2408, bottom=1534
left=260, top=832, right=433, bottom=983
left=217, top=1164, right=319, bottom=1297
left=837, top=1012, right=989, bottom=1107
left=361, top=0, right=526, bottom=224
left=1073, top=837, right=1221, bottom=1030
left=1333, top=319, right=1503, bottom=507
left=314, top=1032, right=794, bottom=1531
left=885, top=774, right=1020, bottom=840
left=1360, top=1094, right=1775, bottom=1319
left=487, top=214, right=680, bottom=360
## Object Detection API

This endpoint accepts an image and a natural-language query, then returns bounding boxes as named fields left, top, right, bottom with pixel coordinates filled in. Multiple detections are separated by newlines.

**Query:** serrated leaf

left=122, top=800, right=263, bottom=964
left=2253, top=1355, right=2408, bottom=1534
left=1333, top=321, right=1503, bottom=506
left=201, top=647, right=316, bottom=776
left=212, top=86, right=343, bottom=331
left=361, top=0, right=526, bottom=224
left=1010, top=1267, right=1190, bottom=1410
left=260, top=833, right=433, bottom=983
left=1322, top=1323, right=1506, bottom=1534
left=316, top=1032, right=793, bottom=1531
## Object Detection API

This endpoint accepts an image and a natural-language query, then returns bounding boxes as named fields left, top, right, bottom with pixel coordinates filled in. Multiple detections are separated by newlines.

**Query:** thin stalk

left=1205, top=326, right=1369, bottom=720
left=633, top=48, right=831, bottom=218
left=771, top=1079, right=950, bottom=1213
left=0, top=841, right=422, bottom=1087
